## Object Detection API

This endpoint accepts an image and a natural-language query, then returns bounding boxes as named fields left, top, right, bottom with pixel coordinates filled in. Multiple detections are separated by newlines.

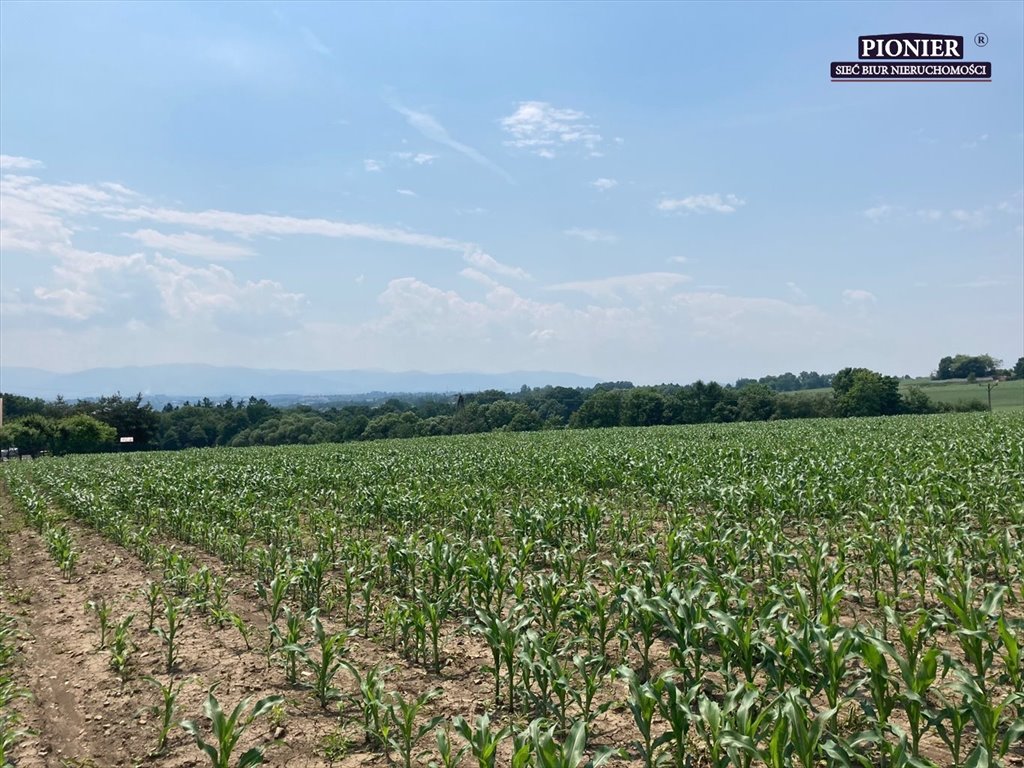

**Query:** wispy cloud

left=0, top=155, right=43, bottom=170
left=962, top=133, right=988, bottom=150
left=591, top=178, right=618, bottom=191
left=459, top=267, right=500, bottom=288
left=842, top=289, right=876, bottom=304
left=299, top=26, right=332, bottom=56
left=547, top=272, right=690, bottom=301
left=124, top=229, right=255, bottom=261
left=363, top=159, right=382, bottom=172
left=463, top=250, right=531, bottom=280
left=956, top=276, right=1007, bottom=289
left=396, top=189, right=417, bottom=197
left=863, top=204, right=894, bottom=221
left=786, top=281, right=807, bottom=300
left=390, top=101, right=513, bottom=183
left=657, top=193, right=745, bottom=214
left=500, top=101, right=602, bottom=157
left=564, top=227, right=617, bottom=243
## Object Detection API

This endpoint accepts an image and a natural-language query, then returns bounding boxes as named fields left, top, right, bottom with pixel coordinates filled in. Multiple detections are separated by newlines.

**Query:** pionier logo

left=831, top=33, right=991, bottom=82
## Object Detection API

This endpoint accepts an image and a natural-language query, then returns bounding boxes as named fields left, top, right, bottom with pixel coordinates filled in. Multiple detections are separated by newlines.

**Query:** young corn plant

left=86, top=597, right=113, bottom=649
left=568, top=654, right=611, bottom=727
left=142, top=580, right=163, bottom=631
left=386, top=687, right=444, bottom=768
left=284, top=611, right=356, bottom=708
left=452, top=712, right=510, bottom=768
left=229, top=613, right=253, bottom=651
left=618, top=586, right=663, bottom=683
left=153, top=595, right=187, bottom=673
left=108, top=613, right=136, bottom=679
left=181, top=688, right=284, bottom=768
left=618, top=666, right=661, bottom=768
left=44, top=524, right=77, bottom=581
left=952, top=668, right=1024, bottom=766
left=430, top=722, right=468, bottom=768
left=528, top=718, right=619, bottom=768
left=271, top=606, right=304, bottom=685
left=145, top=675, right=186, bottom=756
left=473, top=608, right=533, bottom=713
left=654, top=672, right=703, bottom=768
left=350, top=663, right=393, bottom=749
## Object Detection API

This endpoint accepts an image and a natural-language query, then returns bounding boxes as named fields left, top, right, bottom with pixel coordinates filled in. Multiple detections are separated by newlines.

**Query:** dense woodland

left=0, top=365, right=996, bottom=456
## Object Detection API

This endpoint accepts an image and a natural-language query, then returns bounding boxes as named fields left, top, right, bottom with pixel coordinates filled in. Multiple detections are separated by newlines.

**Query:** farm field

left=903, top=379, right=1024, bottom=411
left=0, top=412, right=1022, bottom=768
left=784, top=379, right=1024, bottom=411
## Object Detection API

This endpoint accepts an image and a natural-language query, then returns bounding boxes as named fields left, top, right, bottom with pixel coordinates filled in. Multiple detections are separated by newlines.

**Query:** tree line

left=0, top=365, right=994, bottom=457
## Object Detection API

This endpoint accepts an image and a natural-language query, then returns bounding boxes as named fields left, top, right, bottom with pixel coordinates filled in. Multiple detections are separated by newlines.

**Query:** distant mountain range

left=0, top=365, right=601, bottom=402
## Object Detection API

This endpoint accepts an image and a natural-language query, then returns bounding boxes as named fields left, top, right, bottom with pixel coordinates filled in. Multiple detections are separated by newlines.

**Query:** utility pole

left=980, top=381, right=998, bottom=411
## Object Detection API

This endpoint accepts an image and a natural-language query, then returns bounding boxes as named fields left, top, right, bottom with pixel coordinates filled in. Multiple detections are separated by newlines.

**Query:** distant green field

left=903, top=377, right=1024, bottom=410
left=782, top=378, right=1024, bottom=410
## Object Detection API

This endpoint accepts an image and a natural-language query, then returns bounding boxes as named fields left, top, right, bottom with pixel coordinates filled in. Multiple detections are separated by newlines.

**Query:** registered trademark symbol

left=975, top=33, right=988, bottom=47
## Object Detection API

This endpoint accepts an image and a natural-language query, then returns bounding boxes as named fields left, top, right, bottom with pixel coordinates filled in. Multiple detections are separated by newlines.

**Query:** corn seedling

left=387, top=687, right=444, bottom=768
left=284, top=611, right=356, bottom=708
left=429, top=723, right=468, bottom=768
left=452, top=712, right=510, bottom=768
left=153, top=595, right=186, bottom=672
left=86, top=597, right=112, bottom=649
left=181, top=688, right=284, bottom=768
left=144, top=675, right=186, bottom=756
left=108, top=613, right=136, bottom=678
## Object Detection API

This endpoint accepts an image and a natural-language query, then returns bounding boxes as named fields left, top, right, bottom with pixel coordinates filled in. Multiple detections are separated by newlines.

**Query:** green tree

left=833, top=367, right=902, bottom=417
left=55, top=415, right=117, bottom=454
left=736, top=383, right=776, bottom=422
left=620, top=389, right=666, bottom=427
left=570, top=390, right=624, bottom=428
left=0, top=415, right=57, bottom=456
left=91, top=393, right=160, bottom=446
left=1014, top=357, right=1024, bottom=380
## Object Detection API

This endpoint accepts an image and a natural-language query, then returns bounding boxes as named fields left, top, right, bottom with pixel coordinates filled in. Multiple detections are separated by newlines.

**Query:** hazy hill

left=0, top=365, right=601, bottom=402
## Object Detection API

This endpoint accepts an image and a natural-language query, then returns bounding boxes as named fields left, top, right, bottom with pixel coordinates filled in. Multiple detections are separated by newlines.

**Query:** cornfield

left=1, top=412, right=1021, bottom=767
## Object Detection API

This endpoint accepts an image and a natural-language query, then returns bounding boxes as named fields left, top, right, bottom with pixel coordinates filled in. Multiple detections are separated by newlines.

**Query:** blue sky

left=1, top=1, right=1021, bottom=384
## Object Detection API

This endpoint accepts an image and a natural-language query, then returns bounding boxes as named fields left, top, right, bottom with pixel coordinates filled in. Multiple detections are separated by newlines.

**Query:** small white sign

left=119, top=436, right=135, bottom=444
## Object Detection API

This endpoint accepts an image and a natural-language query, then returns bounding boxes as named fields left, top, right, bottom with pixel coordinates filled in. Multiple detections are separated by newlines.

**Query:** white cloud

left=949, top=208, right=989, bottom=228
left=123, top=229, right=255, bottom=260
left=0, top=155, right=43, bottom=170
left=786, top=281, right=807, bottom=300
left=363, top=159, right=382, bottom=172
left=459, top=267, right=500, bottom=288
left=0, top=172, right=139, bottom=252
left=15, top=245, right=303, bottom=326
left=666, top=256, right=689, bottom=264
left=591, top=178, right=618, bottom=191
left=863, top=204, right=895, bottom=220
left=842, top=289, right=876, bottom=304
left=390, top=102, right=513, bottom=183
left=397, top=189, right=417, bottom=197
left=956, top=277, right=1006, bottom=289
left=658, top=193, right=745, bottom=214
left=563, top=227, right=618, bottom=243
left=391, top=152, right=438, bottom=166
left=962, top=133, right=988, bottom=150
left=500, top=102, right=602, bottom=157
left=110, top=205, right=476, bottom=253
left=547, top=272, right=691, bottom=301
left=463, top=250, right=531, bottom=280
